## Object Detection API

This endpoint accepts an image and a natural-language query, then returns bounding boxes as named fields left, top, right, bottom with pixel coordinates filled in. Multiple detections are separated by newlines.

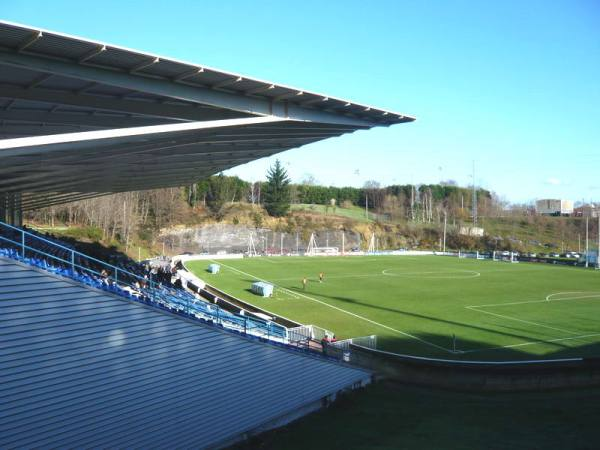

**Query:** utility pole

left=472, top=160, right=477, bottom=226
left=411, top=184, right=415, bottom=221
left=586, top=217, right=589, bottom=268
left=296, top=231, right=299, bottom=255
left=443, top=211, right=447, bottom=253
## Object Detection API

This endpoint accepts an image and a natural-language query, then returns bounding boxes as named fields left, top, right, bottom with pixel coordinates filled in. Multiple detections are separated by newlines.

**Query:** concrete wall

left=158, top=224, right=361, bottom=255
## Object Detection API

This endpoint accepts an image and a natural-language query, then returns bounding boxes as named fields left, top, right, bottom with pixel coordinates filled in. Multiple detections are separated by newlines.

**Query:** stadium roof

left=0, top=20, right=414, bottom=210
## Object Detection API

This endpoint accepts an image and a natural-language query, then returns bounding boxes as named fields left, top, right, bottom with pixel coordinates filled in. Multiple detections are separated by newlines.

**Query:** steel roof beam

left=0, top=86, right=248, bottom=122
left=17, top=31, right=42, bottom=52
left=130, top=57, right=160, bottom=73
left=0, top=50, right=376, bottom=127
left=0, top=116, right=286, bottom=156
left=212, top=76, right=243, bottom=89
left=78, top=45, right=106, bottom=63
left=173, top=68, right=204, bottom=82
left=245, top=84, right=275, bottom=96
left=0, top=110, right=169, bottom=128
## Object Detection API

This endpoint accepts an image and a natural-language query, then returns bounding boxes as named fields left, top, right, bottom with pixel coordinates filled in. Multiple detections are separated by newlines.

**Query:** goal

left=305, top=233, right=340, bottom=256
left=492, top=251, right=519, bottom=263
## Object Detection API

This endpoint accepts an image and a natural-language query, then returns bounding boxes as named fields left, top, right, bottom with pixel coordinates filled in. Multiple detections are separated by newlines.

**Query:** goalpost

left=367, top=232, right=376, bottom=254
left=459, top=250, right=484, bottom=259
left=305, top=232, right=339, bottom=256
left=247, top=233, right=258, bottom=257
left=493, top=251, right=518, bottom=263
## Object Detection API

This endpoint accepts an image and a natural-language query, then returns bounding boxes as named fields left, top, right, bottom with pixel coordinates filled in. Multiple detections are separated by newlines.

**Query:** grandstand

left=0, top=20, right=413, bottom=448
left=0, top=20, right=413, bottom=224
left=0, top=256, right=370, bottom=448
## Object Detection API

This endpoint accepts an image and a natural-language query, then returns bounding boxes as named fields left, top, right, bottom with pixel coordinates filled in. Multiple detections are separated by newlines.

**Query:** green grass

left=290, top=203, right=378, bottom=222
left=236, top=380, right=600, bottom=450
left=187, top=255, right=600, bottom=361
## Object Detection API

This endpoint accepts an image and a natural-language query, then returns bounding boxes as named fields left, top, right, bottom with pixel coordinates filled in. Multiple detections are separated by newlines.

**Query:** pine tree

left=264, top=160, right=291, bottom=217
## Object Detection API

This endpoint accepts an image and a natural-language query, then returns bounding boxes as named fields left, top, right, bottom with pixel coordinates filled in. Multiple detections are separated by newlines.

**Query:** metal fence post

left=115, top=268, right=119, bottom=284
left=244, top=316, right=247, bottom=334
left=71, top=250, right=75, bottom=273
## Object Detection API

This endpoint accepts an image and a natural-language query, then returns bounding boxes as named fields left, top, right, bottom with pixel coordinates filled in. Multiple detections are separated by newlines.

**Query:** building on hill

left=573, top=204, right=599, bottom=218
left=535, top=199, right=574, bottom=216
left=459, top=226, right=484, bottom=237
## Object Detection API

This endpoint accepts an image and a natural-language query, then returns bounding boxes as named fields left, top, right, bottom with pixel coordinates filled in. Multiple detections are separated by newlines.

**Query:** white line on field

left=467, top=292, right=600, bottom=308
left=465, top=305, right=578, bottom=335
left=272, top=273, right=382, bottom=282
left=545, top=291, right=600, bottom=301
left=461, top=332, right=600, bottom=354
left=382, top=269, right=481, bottom=279
left=214, top=260, right=454, bottom=354
left=261, top=258, right=279, bottom=264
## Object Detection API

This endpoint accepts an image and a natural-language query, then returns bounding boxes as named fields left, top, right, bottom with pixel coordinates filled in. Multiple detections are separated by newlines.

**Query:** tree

left=264, top=160, right=291, bottom=217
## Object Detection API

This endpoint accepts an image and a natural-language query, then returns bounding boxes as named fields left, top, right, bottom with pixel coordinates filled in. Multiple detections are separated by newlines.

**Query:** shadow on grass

left=233, top=377, right=600, bottom=450
left=371, top=331, right=600, bottom=361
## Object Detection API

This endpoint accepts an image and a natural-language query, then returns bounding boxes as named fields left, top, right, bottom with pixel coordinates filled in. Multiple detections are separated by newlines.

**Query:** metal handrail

left=0, top=220, right=290, bottom=344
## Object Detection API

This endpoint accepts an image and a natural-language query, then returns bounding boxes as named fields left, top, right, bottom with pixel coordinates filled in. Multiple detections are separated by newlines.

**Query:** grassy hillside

left=26, top=203, right=596, bottom=257
left=291, top=203, right=378, bottom=223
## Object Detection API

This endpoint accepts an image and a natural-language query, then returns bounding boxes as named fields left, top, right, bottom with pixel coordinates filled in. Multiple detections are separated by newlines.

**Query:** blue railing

left=0, top=221, right=289, bottom=343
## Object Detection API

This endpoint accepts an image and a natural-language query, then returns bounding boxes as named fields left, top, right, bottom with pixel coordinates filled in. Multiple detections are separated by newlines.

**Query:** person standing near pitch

left=319, top=272, right=324, bottom=283
left=302, top=277, right=307, bottom=290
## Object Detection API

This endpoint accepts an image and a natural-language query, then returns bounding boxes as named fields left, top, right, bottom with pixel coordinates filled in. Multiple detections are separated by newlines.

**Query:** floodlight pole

left=443, top=211, right=447, bottom=253
left=586, top=217, right=589, bottom=268
left=597, top=215, right=600, bottom=269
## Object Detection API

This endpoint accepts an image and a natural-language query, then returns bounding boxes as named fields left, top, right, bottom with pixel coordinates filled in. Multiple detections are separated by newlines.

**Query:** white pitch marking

left=467, top=292, right=600, bottom=308
left=461, top=332, right=600, bottom=354
left=214, top=260, right=454, bottom=353
left=272, top=273, right=382, bottom=282
left=545, top=291, right=600, bottom=302
left=466, top=306, right=578, bottom=335
left=260, top=258, right=278, bottom=264
left=382, top=268, right=481, bottom=279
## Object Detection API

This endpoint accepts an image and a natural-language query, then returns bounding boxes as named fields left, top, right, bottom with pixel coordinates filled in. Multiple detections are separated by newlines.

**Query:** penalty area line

left=465, top=306, right=578, bottom=335
left=467, top=292, right=600, bottom=308
left=461, top=332, right=600, bottom=354
left=215, top=260, right=455, bottom=354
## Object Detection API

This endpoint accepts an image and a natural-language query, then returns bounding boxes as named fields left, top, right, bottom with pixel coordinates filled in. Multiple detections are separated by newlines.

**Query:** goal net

left=458, top=251, right=484, bottom=259
left=305, top=233, right=340, bottom=256
left=492, top=251, right=519, bottom=263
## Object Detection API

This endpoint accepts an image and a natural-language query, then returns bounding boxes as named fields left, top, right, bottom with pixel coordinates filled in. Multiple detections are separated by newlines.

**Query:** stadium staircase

left=0, top=223, right=371, bottom=448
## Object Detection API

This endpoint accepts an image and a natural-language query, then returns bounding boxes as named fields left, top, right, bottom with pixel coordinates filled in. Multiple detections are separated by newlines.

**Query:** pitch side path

left=186, top=256, right=600, bottom=361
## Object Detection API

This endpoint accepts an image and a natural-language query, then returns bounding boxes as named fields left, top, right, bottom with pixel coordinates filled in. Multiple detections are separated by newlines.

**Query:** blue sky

left=4, top=0, right=599, bottom=203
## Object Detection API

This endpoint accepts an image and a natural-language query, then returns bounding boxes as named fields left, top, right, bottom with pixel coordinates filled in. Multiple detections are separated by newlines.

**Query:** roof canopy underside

left=0, top=21, right=414, bottom=209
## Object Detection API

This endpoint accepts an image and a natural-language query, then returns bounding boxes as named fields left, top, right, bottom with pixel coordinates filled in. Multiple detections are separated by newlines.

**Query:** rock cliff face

left=158, top=224, right=361, bottom=255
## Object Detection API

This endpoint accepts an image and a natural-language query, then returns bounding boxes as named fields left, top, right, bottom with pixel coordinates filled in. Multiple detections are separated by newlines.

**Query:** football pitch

left=186, top=255, right=600, bottom=361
